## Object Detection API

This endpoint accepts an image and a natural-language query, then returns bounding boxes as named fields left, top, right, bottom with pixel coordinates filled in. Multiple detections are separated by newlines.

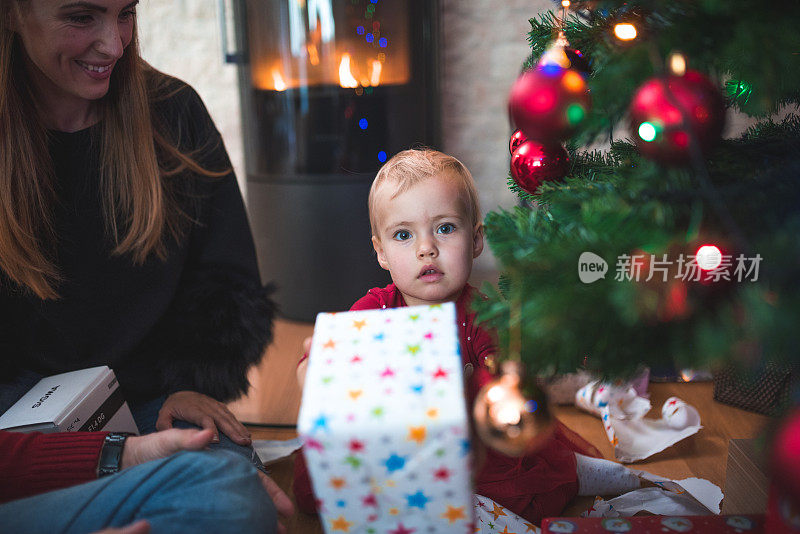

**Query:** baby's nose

left=417, top=239, right=438, bottom=258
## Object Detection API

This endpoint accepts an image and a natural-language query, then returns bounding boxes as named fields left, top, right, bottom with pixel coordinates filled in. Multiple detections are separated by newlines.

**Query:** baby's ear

left=472, top=223, right=485, bottom=259
left=372, top=236, right=390, bottom=270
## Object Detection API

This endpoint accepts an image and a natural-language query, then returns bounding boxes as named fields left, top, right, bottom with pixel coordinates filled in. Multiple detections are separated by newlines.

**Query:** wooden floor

left=228, top=319, right=771, bottom=533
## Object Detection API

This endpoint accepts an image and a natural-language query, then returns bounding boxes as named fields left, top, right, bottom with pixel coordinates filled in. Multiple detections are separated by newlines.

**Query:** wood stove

left=227, top=0, right=440, bottom=320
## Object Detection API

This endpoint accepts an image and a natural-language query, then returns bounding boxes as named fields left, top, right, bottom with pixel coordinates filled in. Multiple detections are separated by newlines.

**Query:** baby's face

left=371, top=176, right=483, bottom=306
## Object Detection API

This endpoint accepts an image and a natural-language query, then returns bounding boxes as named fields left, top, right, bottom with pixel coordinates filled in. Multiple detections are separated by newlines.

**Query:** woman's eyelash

left=67, top=14, right=93, bottom=24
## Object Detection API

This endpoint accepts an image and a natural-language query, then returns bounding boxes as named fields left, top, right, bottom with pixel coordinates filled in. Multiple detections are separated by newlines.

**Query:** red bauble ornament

left=771, top=409, right=800, bottom=501
left=510, top=140, right=569, bottom=195
left=508, top=65, right=591, bottom=143
left=509, top=129, right=527, bottom=155
left=629, top=70, right=726, bottom=165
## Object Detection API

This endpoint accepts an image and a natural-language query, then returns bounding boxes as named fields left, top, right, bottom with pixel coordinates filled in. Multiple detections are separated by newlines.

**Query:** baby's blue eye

left=393, top=230, right=411, bottom=241
left=437, top=223, right=456, bottom=235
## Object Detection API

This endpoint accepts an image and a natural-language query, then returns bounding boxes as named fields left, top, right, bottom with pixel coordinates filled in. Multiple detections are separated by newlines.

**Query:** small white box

left=0, top=366, right=139, bottom=434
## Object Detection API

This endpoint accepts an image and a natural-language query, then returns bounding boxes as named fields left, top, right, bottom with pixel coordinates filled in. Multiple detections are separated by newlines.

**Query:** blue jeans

left=0, top=450, right=277, bottom=533
left=131, top=396, right=267, bottom=474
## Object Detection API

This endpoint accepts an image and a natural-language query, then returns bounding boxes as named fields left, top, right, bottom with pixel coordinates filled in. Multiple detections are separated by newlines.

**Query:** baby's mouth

left=418, top=266, right=443, bottom=280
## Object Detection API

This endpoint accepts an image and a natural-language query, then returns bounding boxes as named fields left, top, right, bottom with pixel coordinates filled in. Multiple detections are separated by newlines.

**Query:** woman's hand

left=121, top=428, right=215, bottom=469
left=156, top=391, right=251, bottom=445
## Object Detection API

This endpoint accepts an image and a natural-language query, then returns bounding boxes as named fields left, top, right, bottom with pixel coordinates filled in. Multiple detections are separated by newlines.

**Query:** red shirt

left=350, top=283, right=495, bottom=370
left=0, top=430, right=107, bottom=504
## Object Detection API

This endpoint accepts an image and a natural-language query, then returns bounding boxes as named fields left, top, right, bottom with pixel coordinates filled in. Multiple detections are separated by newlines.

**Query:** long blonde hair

left=0, top=3, right=227, bottom=299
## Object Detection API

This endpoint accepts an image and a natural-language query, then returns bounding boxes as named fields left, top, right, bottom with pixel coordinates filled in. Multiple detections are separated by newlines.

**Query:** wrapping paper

left=577, top=381, right=702, bottom=462
left=474, top=494, right=541, bottom=533
left=297, top=303, right=473, bottom=533
left=583, top=469, right=723, bottom=518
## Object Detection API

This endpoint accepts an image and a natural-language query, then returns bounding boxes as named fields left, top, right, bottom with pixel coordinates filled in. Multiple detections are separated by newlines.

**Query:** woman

left=0, top=1, right=274, bottom=459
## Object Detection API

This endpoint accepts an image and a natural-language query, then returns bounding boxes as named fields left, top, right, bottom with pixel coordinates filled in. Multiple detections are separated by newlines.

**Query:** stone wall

left=440, top=0, right=551, bottom=273
left=137, top=1, right=245, bottom=195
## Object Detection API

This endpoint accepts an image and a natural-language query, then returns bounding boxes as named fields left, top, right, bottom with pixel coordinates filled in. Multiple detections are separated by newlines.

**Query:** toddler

left=294, top=149, right=608, bottom=524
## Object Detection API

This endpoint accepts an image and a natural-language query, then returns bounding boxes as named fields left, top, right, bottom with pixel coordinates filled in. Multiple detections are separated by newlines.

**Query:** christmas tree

left=473, top=0, right=800, bottom=394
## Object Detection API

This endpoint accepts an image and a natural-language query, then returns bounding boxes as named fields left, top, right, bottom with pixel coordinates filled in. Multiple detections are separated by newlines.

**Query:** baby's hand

left=296, top=336, right=313, bottom=388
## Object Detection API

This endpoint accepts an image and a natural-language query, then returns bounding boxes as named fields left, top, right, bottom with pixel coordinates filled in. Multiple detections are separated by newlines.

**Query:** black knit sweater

left=0, top=77, right=275, bottom=403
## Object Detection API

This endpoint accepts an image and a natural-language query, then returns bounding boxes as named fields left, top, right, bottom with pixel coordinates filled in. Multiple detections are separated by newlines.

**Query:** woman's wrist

left=97, top=433, right=133, bottom=477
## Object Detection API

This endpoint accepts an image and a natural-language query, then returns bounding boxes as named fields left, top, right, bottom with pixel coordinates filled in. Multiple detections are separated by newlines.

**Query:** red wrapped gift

left=542, top=515, right=764, bottom=533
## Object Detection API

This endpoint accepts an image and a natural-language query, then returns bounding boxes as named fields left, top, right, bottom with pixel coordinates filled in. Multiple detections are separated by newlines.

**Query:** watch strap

left=98, top=432, right=131, bottom=477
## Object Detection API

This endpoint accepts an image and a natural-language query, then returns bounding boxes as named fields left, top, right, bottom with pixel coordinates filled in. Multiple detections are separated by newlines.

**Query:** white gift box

left=0, top=366, right=139, bottom=434
left=298, top=303, right=474, bottom=533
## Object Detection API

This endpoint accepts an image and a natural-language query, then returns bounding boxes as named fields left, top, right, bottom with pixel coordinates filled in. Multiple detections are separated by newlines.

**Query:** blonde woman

left=0, top=1, right=289, bottom=517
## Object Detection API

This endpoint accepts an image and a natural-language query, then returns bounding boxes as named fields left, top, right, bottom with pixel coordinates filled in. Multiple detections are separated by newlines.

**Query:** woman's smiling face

left=12, top=0, right=138, bottom=106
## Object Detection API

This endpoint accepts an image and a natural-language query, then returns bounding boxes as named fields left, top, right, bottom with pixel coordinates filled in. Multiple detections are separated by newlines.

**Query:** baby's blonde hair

left=369, top=148, right=481, bottom=237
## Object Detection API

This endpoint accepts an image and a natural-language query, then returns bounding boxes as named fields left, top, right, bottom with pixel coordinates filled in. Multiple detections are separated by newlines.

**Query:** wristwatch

left=97, top=432, right=131, bottom=477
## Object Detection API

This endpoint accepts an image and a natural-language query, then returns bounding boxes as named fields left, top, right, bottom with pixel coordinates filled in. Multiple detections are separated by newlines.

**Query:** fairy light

left=614, top=23, right=638, bottom=41
left=638, top=122, right=657, bottom=142
left=695, top=245, right=723, bottom=271
left=668, top=52, right=686, bottom=76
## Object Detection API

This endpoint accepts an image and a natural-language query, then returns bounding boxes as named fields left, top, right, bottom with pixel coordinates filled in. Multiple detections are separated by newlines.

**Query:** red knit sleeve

left=0, top=430, right=107, bottom=504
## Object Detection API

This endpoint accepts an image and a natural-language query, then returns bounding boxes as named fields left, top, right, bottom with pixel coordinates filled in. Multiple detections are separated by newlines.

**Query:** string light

left=668, top=52, right=686, bottom=76
left=638, top=122, right=657, bottom=142
left=614, top=22, right=637, bottom=41
left=695, top=245, right=723, bottom=271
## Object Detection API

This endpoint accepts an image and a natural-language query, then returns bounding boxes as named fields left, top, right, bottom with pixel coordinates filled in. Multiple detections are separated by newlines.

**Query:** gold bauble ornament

left=473, top=361, right=553, bottom=456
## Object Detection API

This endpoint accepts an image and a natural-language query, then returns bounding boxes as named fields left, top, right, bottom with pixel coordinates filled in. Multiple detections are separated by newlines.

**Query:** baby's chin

left=400, top=287, right=462, bottom=307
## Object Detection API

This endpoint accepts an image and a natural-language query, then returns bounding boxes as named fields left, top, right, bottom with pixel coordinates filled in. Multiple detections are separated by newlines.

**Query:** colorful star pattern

left=344, top=456, right=362, bottom=469
left=297, top=304, right=471, bottom=532
left=384, top=453, right=406, bottom=473
left=432, top=366, right=449, bottom=380
left=433, top=467, right=451, bottom=481
left=441, top=505, right=466, bottom=523
left=407, top=426, right=426, bottom=444
left=330, top=516, right=352, bottom=532
left=406, top=490, right=430, bottom=509
left=380, top=366, right=395, bottom=378
left=472, top=496, right=541, bottom=534
left=490, top=502, right=508, bottom=520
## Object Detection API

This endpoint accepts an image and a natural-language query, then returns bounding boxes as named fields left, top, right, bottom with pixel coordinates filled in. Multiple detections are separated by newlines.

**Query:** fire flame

left=338, top=53, right=359, bottom=88
left=272, top=68, right=286, bottom=91
left=369, top=59, right=382, bottom=87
